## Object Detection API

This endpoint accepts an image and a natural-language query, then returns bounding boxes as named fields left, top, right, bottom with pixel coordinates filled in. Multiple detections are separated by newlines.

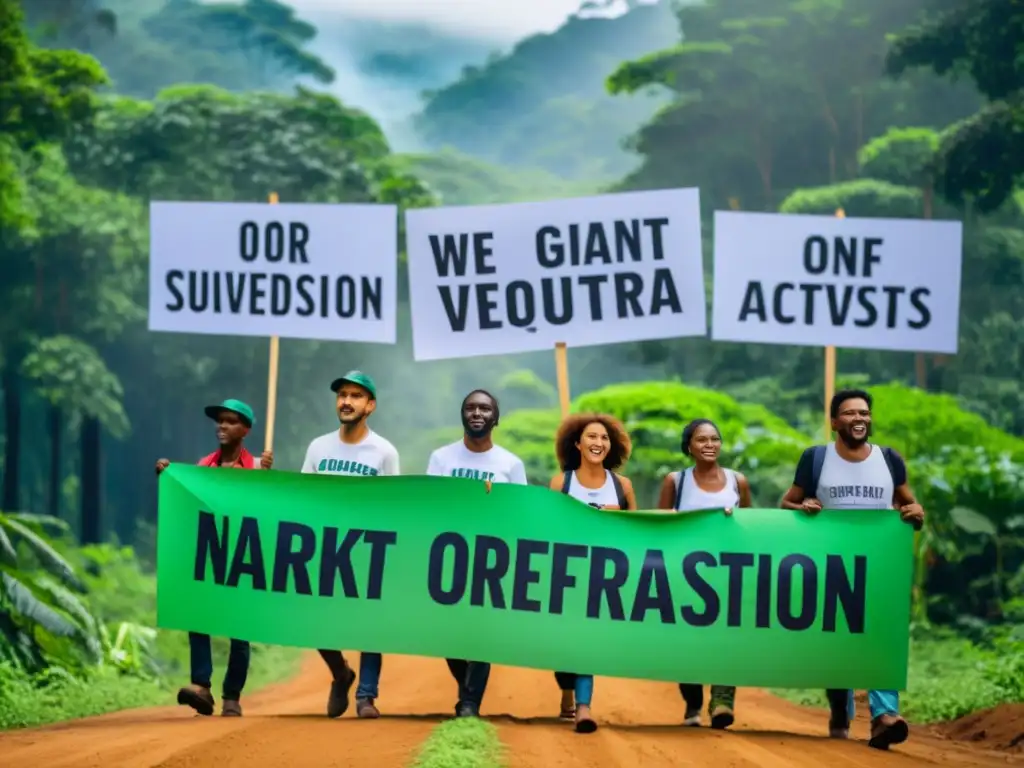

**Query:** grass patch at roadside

left=411, top=717, right=505, bottom=768
left=0, top=643, right=300, bottom=730
left=770, top=627, right=1024, bottom=723
left=0, top=541, right=303, bottom=731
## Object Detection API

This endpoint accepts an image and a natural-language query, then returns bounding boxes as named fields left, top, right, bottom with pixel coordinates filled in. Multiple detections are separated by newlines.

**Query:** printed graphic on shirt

left=450, top=468, right=494, bottom=480
left=824, top=484, right=887, bottom=502
left=316, top=458, right=379, bottom=476
left=301, top=429, right=400, bottom=476
left=426, top=440, right=527, bottom=485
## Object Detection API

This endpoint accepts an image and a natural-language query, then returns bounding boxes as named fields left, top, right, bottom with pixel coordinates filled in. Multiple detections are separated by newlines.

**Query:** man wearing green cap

left=155, top=398, right=272, bottom=717
left=300, top=371, right=400, bottom=720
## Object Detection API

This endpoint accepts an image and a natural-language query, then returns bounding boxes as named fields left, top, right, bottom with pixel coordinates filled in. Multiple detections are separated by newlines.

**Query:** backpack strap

left=560, top=470, right=572, bottom=495
left=673, top=469, right=687, bottom=511
left=809, top=444, right=827, bottom=498
left=880, top=445, right=897, bottom=483
left=610, top=472, right=627, bottom=508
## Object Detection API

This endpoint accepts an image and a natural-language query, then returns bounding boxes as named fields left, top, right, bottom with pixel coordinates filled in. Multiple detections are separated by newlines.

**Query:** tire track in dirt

left=0, top=653, right=1019, bottom=767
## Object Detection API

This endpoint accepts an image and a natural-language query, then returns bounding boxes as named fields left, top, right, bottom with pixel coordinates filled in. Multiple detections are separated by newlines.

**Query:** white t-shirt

left=426, top=440, right=527, bottom=485
left=301, top=428, right=400, bottom=476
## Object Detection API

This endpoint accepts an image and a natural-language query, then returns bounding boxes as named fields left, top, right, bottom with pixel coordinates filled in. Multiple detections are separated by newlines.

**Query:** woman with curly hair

left=657, top=418, right=752, bottom=730
left=547, top=412, right=637, bottom=734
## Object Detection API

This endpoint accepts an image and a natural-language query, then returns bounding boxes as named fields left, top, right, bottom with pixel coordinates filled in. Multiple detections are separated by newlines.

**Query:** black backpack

left=807, top=444, right=898, bottom=498
left=560, top=470, right=627, bottom=509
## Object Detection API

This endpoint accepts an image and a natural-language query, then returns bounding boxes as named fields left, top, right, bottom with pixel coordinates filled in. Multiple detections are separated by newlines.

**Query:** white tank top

left=816, top=443, right=894, bottom=510
left=673, top=467, right=740, bottom=512
left=567, top=470, right=620, bottom=508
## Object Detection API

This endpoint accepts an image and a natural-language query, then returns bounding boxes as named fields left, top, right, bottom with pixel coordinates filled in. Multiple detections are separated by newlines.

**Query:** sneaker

left=682, top=707, right=701, bottom=727
left=177, top=684, right=215, bottom=716
left=574, top=705, right=598, bottom=735
left=221, top=699, right=242, bottom=717
left=326, top=665, right=356, bottom=718
left=710, top=703, right=734, bottom=730
left=869, top=714, right=909, bottom=750
left=455, top=701, right=479, bottom=718
left=356, top=697, right=381, bottom=719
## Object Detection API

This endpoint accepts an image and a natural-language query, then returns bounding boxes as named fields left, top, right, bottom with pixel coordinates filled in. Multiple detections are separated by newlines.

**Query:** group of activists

left=155, top=369, right=925, bottom=751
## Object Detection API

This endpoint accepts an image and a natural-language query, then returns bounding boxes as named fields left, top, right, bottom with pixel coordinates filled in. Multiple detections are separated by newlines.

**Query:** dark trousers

left=189, top=632, right=250, bottom=700
left=555, top=672, right=576, bottom=691
left=679, top=683, right=736, bottom=712
left=446, top=658, right=491, bottom=707
left=318, top=648, right=349, bottom=679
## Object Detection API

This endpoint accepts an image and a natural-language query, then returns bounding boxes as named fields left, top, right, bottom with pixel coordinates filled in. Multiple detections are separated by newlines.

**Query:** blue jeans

left=189, top=632, right=250, bottom=700
left=555, top=671, right=593, bottom=706
left=827, top=688, right=900, bottom=722
left=356, top=652, right=383, bottom=699
left=445, top=659, right=491, bottom=707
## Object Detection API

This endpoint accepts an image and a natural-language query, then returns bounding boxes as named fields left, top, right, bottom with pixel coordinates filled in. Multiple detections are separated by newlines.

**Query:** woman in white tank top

left=547, top=413, right=638, bottom=734
left=657, top=418, right=752, bottom=731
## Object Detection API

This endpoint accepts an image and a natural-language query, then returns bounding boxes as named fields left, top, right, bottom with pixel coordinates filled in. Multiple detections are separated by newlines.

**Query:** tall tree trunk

left=80, top=417, right=102, bottom=544
left=48, top=405, right=61, bottom=516
left=2, top=364, right=21, bottom=512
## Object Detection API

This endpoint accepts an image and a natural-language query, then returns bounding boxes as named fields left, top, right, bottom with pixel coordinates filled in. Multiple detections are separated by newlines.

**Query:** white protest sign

left=148, top=201, right=397, bottom=343
left=711, top=210, right=963, bottom=354
left=405, top=188, right=706, bottom=361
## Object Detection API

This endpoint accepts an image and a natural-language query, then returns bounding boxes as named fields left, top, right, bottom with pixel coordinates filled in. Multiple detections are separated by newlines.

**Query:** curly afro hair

left=554, top=412, right=632, bottom=471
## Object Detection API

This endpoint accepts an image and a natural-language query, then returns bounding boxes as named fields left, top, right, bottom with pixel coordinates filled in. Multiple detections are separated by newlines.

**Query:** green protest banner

left=156, top=464, right=913, bottom=690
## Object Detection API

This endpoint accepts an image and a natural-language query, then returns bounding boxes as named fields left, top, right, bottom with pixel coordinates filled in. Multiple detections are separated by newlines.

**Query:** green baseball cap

left=204, top=399, right=255, bottom=427
left=330, top=370, right=377, bottom=400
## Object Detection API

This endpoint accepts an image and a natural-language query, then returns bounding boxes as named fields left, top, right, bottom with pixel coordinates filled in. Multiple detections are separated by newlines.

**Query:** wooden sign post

left=822, top=207, right=844, bottom=440
left=554, top=342, right=571, bottom=418
left=264, top=191, right=281, bottom=452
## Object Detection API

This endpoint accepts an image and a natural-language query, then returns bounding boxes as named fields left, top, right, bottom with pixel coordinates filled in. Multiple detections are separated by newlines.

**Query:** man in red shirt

left=155, top=399, right=272, bottom=717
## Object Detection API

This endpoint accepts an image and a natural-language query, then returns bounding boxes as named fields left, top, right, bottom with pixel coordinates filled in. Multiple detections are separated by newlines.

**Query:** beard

left=338, top=409, right=366, bottom=425
left=462, top=415, right=494, bottom=439
left=838, top=423, right=871, bottom=448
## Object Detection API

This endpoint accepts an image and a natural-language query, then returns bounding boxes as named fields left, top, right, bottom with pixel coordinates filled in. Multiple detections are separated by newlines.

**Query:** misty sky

left=286, top=0, right=632, bottom=40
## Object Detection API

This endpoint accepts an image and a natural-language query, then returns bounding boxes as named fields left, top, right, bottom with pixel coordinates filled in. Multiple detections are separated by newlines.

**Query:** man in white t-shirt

left=300, top=370, right=399, bottom=721
left=426, top=389, right=527, bottom=717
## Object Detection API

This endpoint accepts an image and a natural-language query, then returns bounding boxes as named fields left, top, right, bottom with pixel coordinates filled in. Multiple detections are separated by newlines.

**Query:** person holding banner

left=548, top=413, right=637, bottom=734
left=780, top=388, right=924, bottom=751
left=155, top=398, right=272, bottom=718
left=426, top=389, right=528, bottom=717
left=299, top=371, right=400, bottom=721
left=656, top=418, right=752, bottom=730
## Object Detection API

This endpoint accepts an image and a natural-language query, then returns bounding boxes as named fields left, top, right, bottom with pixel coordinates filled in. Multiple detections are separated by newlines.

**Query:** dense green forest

left=2, top=0, right=1023, bottom=731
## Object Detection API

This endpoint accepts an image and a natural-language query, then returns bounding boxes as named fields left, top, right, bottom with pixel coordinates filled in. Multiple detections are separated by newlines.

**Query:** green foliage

left=20, top=336, right=129, bottom=438
left=65, top=84, right=391, bottom=203
left=779, top=179, right=923, bottom=218
left=886, top=0, right=1024, bottom=212
left=392, top=149, right=598, bottom=206
left=25, top=0, right=333, bottom=97
left=0, top=511, right=100, bottom=672
left=412, top=717, right=505, bottom=768
left=414, top=1, right=677, bottom=179
left=607, top=0, right=980, bottom=212
left=866, top=382, right=1024, bottom=461
left=857, top=127, right=940, bottom=188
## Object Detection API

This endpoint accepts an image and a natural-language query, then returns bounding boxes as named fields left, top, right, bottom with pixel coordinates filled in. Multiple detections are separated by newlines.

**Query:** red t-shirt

left=196, top=447, right=259, bottom=469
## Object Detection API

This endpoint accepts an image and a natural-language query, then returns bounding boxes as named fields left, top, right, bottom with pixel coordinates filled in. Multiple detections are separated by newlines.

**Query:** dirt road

left=0, top=653, right=1019, bottom=767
